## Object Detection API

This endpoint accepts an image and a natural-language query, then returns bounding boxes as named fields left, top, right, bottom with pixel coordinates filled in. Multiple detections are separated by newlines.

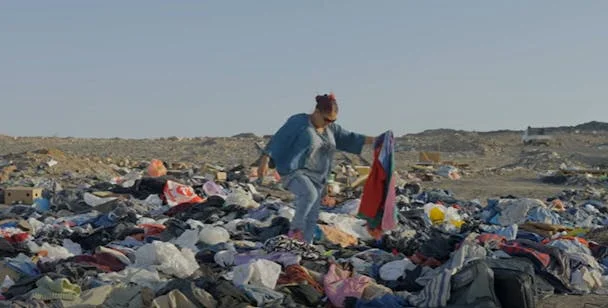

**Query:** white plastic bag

left=164, top=180, right=204, bottom=206
left=1, top=275, right=15, bottom=290
left=424, top=203, right=446, bottom=225
left=99, top=268, right=164, bottom=290
left=203, top=181, right=228, bottom=198
left=199, top=227, right=230, bottom=245
left=84, top=193, right=117, bottom=207
left=28, top=242, right=73, bottom=262
left=171, top=229, right=201, bottom=251
left=279, top=206, right=295, bottom=221
left=134, top=242, right=199, bottom=279
left=137, top=217, right=158, bottom=225
left=225, top=188, right=259, bottom=209
left=27, top=218, right=45, bottom=236
left=232, top=259, right=281, bottom=289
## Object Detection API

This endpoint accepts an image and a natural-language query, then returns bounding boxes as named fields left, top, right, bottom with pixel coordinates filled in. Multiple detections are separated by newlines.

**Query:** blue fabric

left=313, top=225, right=323, bottom=242
left=240, top=285, right=284, bottom=306
left=286, top=172, right=324, bottom=243
left=66, top=212, right=101, bottom=226
left=265, top=113, right=365, bottom=178
left=517, top=230, right=545, bottom=242
left=0, top=222, right=18, bottom=229
left=355, top=294, right=408, bottom=308
left=479, top=224, right=518, bottom=240
left=321, top=199, right=360, bottom=214
left=527, top=206, right=561, bottom=225
left=6, top=258, right=40, bottom=277
left=91, top=214, right=117, bottom=228
left=33, top=198, right=50, bottom=213
left=247, top=206, right=273, bottom=221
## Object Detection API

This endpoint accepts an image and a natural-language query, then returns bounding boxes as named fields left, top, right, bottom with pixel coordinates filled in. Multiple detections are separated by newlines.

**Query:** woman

left=258, top=93, right=375, bottom=243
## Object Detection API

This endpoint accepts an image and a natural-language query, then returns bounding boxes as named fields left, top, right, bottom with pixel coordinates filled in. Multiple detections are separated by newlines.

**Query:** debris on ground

left=0, top=127, right=607, bottom=307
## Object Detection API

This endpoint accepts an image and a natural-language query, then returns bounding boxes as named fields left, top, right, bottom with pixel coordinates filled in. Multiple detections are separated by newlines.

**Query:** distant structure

left=522, top=126, right=553, bottom=146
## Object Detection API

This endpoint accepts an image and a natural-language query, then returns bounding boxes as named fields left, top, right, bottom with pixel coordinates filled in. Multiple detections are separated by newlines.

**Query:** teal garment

left=264, top=113, right=366, bottom=184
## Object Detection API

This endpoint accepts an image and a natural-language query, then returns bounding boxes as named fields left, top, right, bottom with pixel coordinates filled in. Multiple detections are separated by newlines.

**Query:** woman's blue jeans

left=285, top=173, right=324, bottom=243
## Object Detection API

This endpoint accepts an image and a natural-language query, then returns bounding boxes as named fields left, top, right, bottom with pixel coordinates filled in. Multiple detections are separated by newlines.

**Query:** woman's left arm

left=332, top=124, right=371, bottom=154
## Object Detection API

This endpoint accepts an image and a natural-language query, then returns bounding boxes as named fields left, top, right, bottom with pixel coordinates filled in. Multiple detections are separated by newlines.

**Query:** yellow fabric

left=151, top=290, right=197, bottom=308
left=318, top=224, right=358, bottom=248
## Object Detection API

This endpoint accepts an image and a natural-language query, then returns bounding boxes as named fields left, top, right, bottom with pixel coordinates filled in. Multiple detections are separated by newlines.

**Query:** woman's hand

left=257, top=155, right=270, bottom=182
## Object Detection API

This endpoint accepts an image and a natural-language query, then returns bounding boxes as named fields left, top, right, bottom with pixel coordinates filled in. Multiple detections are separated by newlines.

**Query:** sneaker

left=288, top=229, right=304, bottom=241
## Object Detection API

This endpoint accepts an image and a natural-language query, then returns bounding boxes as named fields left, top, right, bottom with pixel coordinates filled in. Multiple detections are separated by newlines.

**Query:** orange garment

left=138, top=224, right=166, bottom=236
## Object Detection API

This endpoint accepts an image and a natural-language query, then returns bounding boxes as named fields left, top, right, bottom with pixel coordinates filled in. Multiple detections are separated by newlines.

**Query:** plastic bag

left=84, top=193, right=117, bottom=207
left=99, top=268, right=164, bottom=289
left=202, top=181, right=227, bottom=199
left=134, top=241, right=199, bottom=279
left=164, top=181, right=204, bottom=206
left=424, top=203, right=446, bottom=225
left=232, top=259, right=281, bottom=289
left=423, top=203, right=463, bottom=228
left=28, top=242, right=73, bottom=262
left=446, top=207, right=464, bottom=228
left=147, top=159, right=167, bottom=177
left=1, top=275, right=15, bottom=291
left=111, top=170, right=142, bottom=188
left=27, top=218, right=45, bottom=235
left=278, top=206, right=295, bottom=221
left=199, top=227, right=230, bottom=245
left=437, top=165, right=461, bottom=180
left=33, top=198, right=50, bottom=213
left=225, top=188, right=259, bottom=209
left=171, top=229, right=201, bottom=251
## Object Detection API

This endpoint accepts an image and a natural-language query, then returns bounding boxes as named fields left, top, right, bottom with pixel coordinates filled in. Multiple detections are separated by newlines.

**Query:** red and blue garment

left=358, top=130, right=397, bottom=234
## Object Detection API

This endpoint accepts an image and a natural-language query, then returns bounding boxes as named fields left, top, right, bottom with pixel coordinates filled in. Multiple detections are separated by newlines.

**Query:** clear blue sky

left=1, top=1, right=606, bottom=138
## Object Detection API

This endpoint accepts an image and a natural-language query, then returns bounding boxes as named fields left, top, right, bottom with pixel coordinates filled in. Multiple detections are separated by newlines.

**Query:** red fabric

left=358, top=146, right=387, bottom=219
left=72, top=253, right=126, bottom=272
left=138, top=224, right=166, bottom=236
left=410, top=252, right=443, bottom=268
left=477, top=234, right=507, bottom=246
left=4, top=233, right=29, bottom=244
left=501, top=242, right=551, bottom=268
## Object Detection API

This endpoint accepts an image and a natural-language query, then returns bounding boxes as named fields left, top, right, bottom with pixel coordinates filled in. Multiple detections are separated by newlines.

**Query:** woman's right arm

left=257, top=154, right=270, bottom=179
left=257, top=115, right=296, bottom=178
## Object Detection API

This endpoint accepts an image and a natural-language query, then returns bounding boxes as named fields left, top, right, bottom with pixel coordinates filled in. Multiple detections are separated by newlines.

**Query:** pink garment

left=324, top=264, right=373, bottom=307
left=381, top=174, right=397, bottom=231
left=202, top=181, right=227, bottom=198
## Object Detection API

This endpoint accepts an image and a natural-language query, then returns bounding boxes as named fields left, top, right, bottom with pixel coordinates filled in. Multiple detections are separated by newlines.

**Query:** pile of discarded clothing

left=1, top=162, right=608, bottom=307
